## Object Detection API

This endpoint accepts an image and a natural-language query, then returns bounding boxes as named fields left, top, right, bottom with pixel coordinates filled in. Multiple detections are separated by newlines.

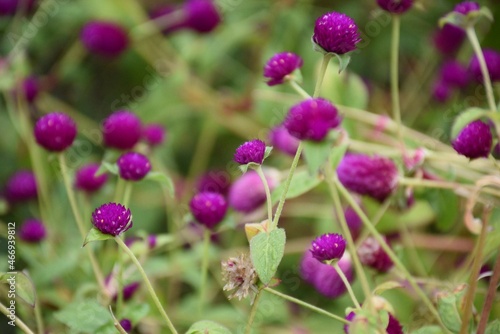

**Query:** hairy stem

left=199, top=229, right=211, bottom=313
left=313, top=54, right=333, bottom=98
left=244, top=290, right=263, bottom=334
left=289, top=80, right=311, bottom=99
left=332, top=261, right=361, bottom=309
left=256, top=165, right=273, bottom=223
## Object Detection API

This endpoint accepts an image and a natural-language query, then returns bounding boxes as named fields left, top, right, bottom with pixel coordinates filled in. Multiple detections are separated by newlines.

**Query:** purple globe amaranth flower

left=358, top=236, right=393, bottom=273
left=454, top=1, right=480, bottom=15
left=310, top=233, right=346, bottom=262
left=5, top=170, right=37, bottom=203
left=34, top=112, right=77, bottom=152
left=142, top=123, right=166, bottom=147
left=263, top=52, right=303, bottom=86
left=0, top=0, right=36, bottom=16
left=344, top=206, right=363, bottom=240
left=22, top=76, right=39, bottom=103
left=313, top=12, right=361, bottom=55
left=147, top=235, right=157, bottom=249
left=228, top=169, right=279, bottom=213
left=19, top=219, right=46, bottom=243
left=469, top=49, right=500, bottom=83
left=376, top=0, right=413, bottom=14
left=234, top=139, right=266, bottom=165
left=75, top=163, right=108, bottom=193
left=269, top=125, right=300, bottom=156
left=190, top=192, right=228, bottom=229
left=432, top=80, right=452, bottom=103
left=196, top=170, right=231, bottom=195
left=433, top=24, right=466, bottom=56
left=102, top=110, right=142, bottom=150
left=344, top=312, right=402, bottom=334
left=183, top=0, right=221, bottom=33
left=119, top=319, right=132, bottom=333
left=91, top=202, right=132, bottom=236
left=284, top=98, right=341, bottom=141
left=117, top=152, right=152, bottom=181
left=440, top=60, right=469, bottom=88
left=81, top=21, right=129, bottom=58
left=452, top=120, right=492, bottom=159
left=337, top=154, right=399, bottom=202
left=112, top=282, right=140, bottom=301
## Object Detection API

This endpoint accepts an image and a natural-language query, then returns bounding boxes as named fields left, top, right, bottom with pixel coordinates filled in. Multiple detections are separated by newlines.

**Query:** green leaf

left=186, top=320, right=232, bottom=334
left=330, top=143, right=348, bottom=169
left=96, top=161, right=118, bottom=176
left=437, top=287, right=466, bottom=333
left=271, top=170, right=322, bottom=204
left=486, top=320, right=500, bottom=334
left=425, top=189, right=459, bottom=232
left=0, top=272, right=36, bottom=307
left=122, top=302, right=150, bottom=324
left=145, top=171, right=175, bottom=196
left=333, top=53, right=351, bottom=73
left=373, top=281, right=403, bottom=295
left=302, top=140, right=332, bottom=175
left=54, top=299, right=112, bottom=333
left=450, top=108, right=489, bottom=139
left=250, top=228, right=286, bottom=285
left=411, top=326, right=444, bottom=334
left=237, top=147, right=273, bottom=174
left=83, top=227, right=114, bottom=247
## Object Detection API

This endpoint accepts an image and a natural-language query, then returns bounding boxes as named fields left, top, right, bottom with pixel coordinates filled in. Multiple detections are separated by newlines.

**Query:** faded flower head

left=313, top=12, right=361, bottom=55
left=75, top=163, right=108, bottom=193
left=454, top=1, right=480, bottom=15
left=102, top=110, right=142, bottom=150
left=469, top=49, right=500, bottom=83
left=142, top=123, right=166, bottom=147
left=452, top=120, right=492, bottom=159
left=91, top=202, right=133, bottom=236
left=263, top=52, right=303, bottom=86
left=19, top=219, right=46, bottom=243
left=5, top=170, right=37, bottom=203
left=190, top=191, right=228, bottom=229
left=117, top=152, right=152, bottom=181
left=310, top=233, right=346, bottom=262
left=376, top=0, right=413, bottom=14
left=34, top=112, right=77, bottom=152
left=358, top=236, right=394, bottom=273
left=221, top=253, right=258, bottom=300
left=80, top=21, right=129, bottom=58
left=269, top=125, right=300, bottom=156
left=234, top=139, right=266, bottom=165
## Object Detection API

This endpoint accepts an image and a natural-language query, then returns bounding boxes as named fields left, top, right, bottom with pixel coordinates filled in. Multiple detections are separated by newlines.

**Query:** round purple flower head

left=34, top=112, right=77, bottom=152
left=452, top=120, right=492, bottom=159
left=190, top=192, right=228, bottom=229
left=102, top=110, right=142, bottom=150
left=234, top=139, right=266, bottom=165
left=119, top=319, right=132, bottom=333
left=454, top=1, right=480, bottom=15
left=228, top=169, right=279, bottom=213
left=113, top=282, right=140, bottom=301
left=269, top=125, right=300, bottom=156
left=142, top=123, right=166, bottom=147
left=440, top=60, right=469, bottom=88
left=433, top=24, right=466, bottom=55
left=5, top=170, right=37, bottom=203
left=263, top=52, right=303, bottom=86
left=344, top=312, right=402, bottom=334
left=0, top=0, right=36, bottom=16
left=376, top=0, right=413, bottom=14
left=197, top=170, right=231, bottom=195
left=91, top=202, right=132, bottom=236
left=75, top=163, right=108, bottom=193
left=358, top=236, right=393, bottom=273
left=22, top=76, right=39, bottom=103
left=81, top=21, right=129, bottom=58
left=344, top=206, right=363, bottom=240
left=432, top=80, right=451, bottom=103
left=183, top=0, right=221, bottom=33
left=313, top=12, right=361, bottom=55
left=337, top=154, right=399, bottom=202
left=469, top=49, right=500, bottom=83
left=19, top=219, right=46, bottom=243
left=284, top=98, right=341, bottom=141
left=117, top=152, right=152, bottom=181
left=310, top=233, right=346, bottom=262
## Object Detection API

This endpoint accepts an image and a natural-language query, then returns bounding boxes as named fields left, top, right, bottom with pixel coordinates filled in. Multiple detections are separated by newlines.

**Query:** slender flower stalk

left=34, top=297, right=45, bottom=334
left=0, top=302, right=35, bottom=334
left=313, top=54, right=333, bottom=98
left=115, top=237, right=178, bottom=333
left=331, top=261, right=361, bottom=309
left=391, top=15, right=403, bottom=146
left=289, top=80, right=311, bottom=99
left=244, top=290, right=263, bottom=334
left=477, top=250, right=500, bottom=334
left=122, top=182, right=133, bottom=208
left=200, top=229, right=211, bottom=313
left=255, top=165, right=273, bottom=223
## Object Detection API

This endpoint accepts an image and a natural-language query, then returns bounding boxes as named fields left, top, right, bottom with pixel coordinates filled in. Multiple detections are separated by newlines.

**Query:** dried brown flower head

left=221, top=253, right=258, bottom=301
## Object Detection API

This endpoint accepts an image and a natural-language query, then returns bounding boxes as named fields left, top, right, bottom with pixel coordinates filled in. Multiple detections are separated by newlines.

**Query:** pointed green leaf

left=437, top=288, right=466, bottom=333
left=96, top=161, right=118, bottom=176
left=186, top=320, right=232, bottom=334
left=0, top=272, right=36, bottom=307
left=83, top=227, right=114, bottom=247
left=450, top=108, right=489, bottom=139
left=250, top=228, right=286, bottom=284
left=145, top=171, right=174, bottom=196
left=330, top=143, right=348, bottom=169
left=373, top=280, right=403, bottom=295
left=333, top=53, right=351, bottom=73
left=302, top=140, right=332, bottom=175
left=271, top=170, right=322, bottom=204
left=54, top=299, right=112, bottom=333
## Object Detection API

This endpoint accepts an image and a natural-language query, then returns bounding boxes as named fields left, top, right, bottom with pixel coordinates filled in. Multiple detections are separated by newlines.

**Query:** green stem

left=122, top=182, right=133, bottom=208
left=0, top=302, right=35, bottom=334
left=477, top=250, right=500, bottom=334
left=263, top=287, right=349, bottom=324
left=199, top=229, right=211, bottom=313
left=289, top=80, right=311, bottom=99
left=465, top=27, right=497, bottom=112
left=399, top=223, right=427, bottom=277
left=313, top=54, right=333, bottom=98
left=332, top=261, right=361, bottom=309
left=271, top=142, right=303, bottom=229
left=390, top=14, right=403, bottom=145
left=114, top=178, right=125, bottom=203
left=34, top=297, right=45, bottom=334
left=244, top=290, right=262, bottom=334
left=116, top=248, right=125, bottom=318
left=255, top=165, right=273, bottom=223
left=131, top=9, right=185, bottom=40
left=115, top=237, right=178, bottom=333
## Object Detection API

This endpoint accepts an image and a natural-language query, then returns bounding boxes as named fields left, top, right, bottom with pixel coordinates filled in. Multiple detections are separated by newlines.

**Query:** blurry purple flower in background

left=228, top=169, right=279, bottom=213
left=80, top=21, right=129, bottom=58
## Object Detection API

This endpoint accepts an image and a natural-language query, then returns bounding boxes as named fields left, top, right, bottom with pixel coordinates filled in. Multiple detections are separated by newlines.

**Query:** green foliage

left=186, top=320, right=233, bottom=334
left=250, top=228, right=286, bottom=285
left=54, top=299, right=112, bottom=333
left=271, top=170, right=323, bottom=204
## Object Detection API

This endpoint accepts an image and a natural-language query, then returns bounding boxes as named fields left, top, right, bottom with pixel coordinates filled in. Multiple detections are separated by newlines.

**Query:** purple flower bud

left=469, top=49, right=500, bottom=83
left=19, top=219, right=46, bottom=243
left=196, top=170, right=231, bottom=195
left=121, top=282, right=140, bottom=301
left=344, top=206, right=363, bottom=240
left=234, top=139, right=266, bottom=165
left=102, top=111, right=142, bottom=150
left=22, top=76, right=39, bottom=103
left=5, top=170, right=37, bottom=203
left=142, top=123, right=166, bottom=147
left=263, top=52, right=303, bottom=86
left=80, top=21, right=129, bottom=58
left=117, top=152, right=151, bottom=181
left=190, top=192, right=228, bottom=229
left=440, top=60, right=469, bottom=88
left=337, top=154, right=399, bottom=202
left=119, top=319, right=132, bottom=333
left=312, top=12, right=361, bottom=55
left=91, top=202, right=133, bottom=236
left=452, top=120, right=492, bottom=159
left=183, top=0, right=221, bottom=33
left=358, top=236, right=393, bottom=273
left=228, top=169, right=279, bottom=213
left=310, top=233, right=346, bottom=262
left=454, top=1, right=480, bottom=15
left=284, top=98, right=341, bottom=141
left=0, top=0, right=36, bottom=16
left=432, top=80, right=452, bottom=103
left=433, top=24, right=466, bottom=55
left=75, top=163, right=108, bottom=193
left=269, top=125, right=300, bottom=156
left=147, top=235, right=157, bottom=249
left=376, top=0, right=413, bottom=14
left=34, top=112, right=77, bottom=152
left=344, top=312, right=402, bottom=334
